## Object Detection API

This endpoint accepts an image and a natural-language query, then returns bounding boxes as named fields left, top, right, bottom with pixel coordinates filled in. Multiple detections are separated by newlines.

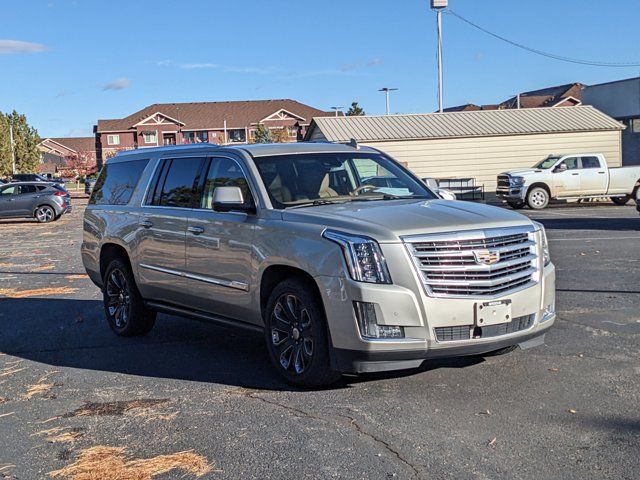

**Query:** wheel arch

left=259, top=265, right=324, bottom=320
left=99, top=242, right=134, bottom=281
left=33, top=202, right=57, bottom=216
left=527, top=182, right=551, bottom=197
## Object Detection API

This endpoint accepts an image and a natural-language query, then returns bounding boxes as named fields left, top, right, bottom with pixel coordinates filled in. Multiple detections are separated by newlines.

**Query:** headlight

left=510, top=176, right=525, bottom=186
left=533, top=221, right=551, bottom=266
left=323, top=230, right=391, bottom=284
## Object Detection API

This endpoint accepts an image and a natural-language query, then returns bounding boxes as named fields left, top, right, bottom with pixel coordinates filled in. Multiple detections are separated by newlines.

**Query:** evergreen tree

left=6, top=110, right=41, bottom=174
left=0, top=114, right=11, bottom=178
left=346, top=102, right=365, bottom=116
left=252, top=123, right=273, bottom=143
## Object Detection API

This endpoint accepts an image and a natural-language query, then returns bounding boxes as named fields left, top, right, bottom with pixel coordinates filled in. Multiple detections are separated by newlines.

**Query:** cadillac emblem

left=473, top=249, right=500, bottom=265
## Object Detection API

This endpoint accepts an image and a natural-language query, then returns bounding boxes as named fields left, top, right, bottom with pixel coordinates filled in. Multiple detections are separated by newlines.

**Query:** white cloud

left=103, top=78, right=131, bottom=91
left=0, top=40, right=48, bottom=54
left=180, top=63, right=219, bottom=69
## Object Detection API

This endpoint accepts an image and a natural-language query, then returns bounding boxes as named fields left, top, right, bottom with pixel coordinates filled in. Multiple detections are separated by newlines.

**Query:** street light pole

left=330, top=106, right=344, bottom=117
left=431, top=0, right=448, bottom=113
left=9, top=122, right=16, bottom=175
left=378, top=88, right=398, bottom=115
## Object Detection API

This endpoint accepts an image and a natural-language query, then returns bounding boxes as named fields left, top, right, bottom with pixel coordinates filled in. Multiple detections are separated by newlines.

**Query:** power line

left=448, top=9, right=640, bottom=68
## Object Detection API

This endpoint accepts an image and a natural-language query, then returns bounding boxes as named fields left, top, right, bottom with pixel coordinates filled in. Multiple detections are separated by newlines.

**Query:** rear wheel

left=103, top=258, right=156, bottom=336
left=35, top=205, right=56, bottom=223
left=506, top=200, right=526, bottom=209
left=527, top=187, right=550, bottom=210
left=264, top=278, right=340, bottom=388
left=611, top=196, right=630, bottom=205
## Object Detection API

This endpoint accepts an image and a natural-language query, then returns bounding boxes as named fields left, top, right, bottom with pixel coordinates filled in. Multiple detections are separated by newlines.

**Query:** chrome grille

left=434, top=314, right=535, bottom=342
left=404, top=227, right=538, bottom=297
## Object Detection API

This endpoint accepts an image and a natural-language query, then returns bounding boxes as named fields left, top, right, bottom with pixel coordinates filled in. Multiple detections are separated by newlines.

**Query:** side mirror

left=554, top=164, right=567, bottom=173
left=212, top=186, right=255, bottom=214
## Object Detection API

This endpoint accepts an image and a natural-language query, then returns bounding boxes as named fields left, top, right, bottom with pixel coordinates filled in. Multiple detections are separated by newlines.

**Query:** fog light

left=353, top=301, right=405, bottom=339
left=541, top=303, right=555, bottom=322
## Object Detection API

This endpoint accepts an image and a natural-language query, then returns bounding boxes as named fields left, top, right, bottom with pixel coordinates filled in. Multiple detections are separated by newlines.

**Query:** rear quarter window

left=89, top=159, right=149, bottom=206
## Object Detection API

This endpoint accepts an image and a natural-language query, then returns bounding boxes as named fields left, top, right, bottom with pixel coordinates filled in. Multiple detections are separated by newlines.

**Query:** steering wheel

left=350, top=184, right=377, bottom=196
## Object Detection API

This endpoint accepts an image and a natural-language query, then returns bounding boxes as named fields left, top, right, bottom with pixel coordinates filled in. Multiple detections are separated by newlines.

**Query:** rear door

left=184, top=155, right=257, bottom=321
left=578, top=156, right=608, bottom=195
left=13, top=184, right=39, bottom=215
left=551, top=157, right=581, bottom=196
left=136, top=156, right=205, bottom=306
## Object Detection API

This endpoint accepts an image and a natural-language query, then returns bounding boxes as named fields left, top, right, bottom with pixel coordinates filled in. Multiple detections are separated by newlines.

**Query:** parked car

left=497, top=154, right=640, bottom=209
left=85, top=178, right=97, bottom=195
left=421, top=178, right=457, bottom=200
left=0, top=182, right=72, bottom=222
left=82, top=143, right=556, bottom=387
left=12, top=173, right=65, bottom=186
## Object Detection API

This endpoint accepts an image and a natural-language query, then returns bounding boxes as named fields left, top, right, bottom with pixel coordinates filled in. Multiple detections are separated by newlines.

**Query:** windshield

left=533, top=156, right=561, bottom=169
left=253, top=152, right=436, bottom=209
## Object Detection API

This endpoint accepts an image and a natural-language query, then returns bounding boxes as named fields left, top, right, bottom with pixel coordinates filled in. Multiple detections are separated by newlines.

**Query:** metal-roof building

left=306, top=106, right=624, bottom=190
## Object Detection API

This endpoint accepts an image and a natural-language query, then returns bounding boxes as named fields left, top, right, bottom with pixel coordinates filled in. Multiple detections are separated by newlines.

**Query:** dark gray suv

left=0, top=182, right=71, bottom=222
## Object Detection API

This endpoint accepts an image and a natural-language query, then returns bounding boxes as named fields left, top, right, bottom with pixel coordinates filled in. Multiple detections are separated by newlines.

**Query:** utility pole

left=330, top=106, right=344, bottom=117
left=9, top=122, right=16, bottom=175
left=378, top=88, right=398, bottom=115
left=431, top=0, right=448, bottom=113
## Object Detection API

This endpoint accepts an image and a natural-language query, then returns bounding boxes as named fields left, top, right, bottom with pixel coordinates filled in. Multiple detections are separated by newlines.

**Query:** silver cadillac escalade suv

left=82, top=142, right=556, bottom=387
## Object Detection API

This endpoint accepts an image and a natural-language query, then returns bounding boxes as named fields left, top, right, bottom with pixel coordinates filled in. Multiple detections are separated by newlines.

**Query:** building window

left=227, top=129, right=246, bottom=143
left=631, top=118, right=640, bottom=133
left=142, top=131, right=157, bottom=144
left=107, top=134, right=120, bottom=145
left=183, top=131, right=209, bottom=144
left=287, top=126, right=298, bottom=138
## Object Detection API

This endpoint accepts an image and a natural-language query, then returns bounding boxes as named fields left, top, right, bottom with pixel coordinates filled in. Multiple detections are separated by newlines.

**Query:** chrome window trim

left=140, top=263, right=249, bottom=291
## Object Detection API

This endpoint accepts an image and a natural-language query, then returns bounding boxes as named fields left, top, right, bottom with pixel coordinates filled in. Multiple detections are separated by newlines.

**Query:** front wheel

left=264, top=278, right=340, bottom=388
left=611, top=196, right=630, bottom=206
left=527, top=187, right=550, bottom=210
left=103, top=258, right=156, bottom=336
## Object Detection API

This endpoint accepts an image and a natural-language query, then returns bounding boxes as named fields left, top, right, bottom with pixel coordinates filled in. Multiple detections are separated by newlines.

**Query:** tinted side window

left=201, top=157, right=251, bottom=209
left=581, top=156, right=601, bottom=169
left=90, top=159, right=149, bottom=206
left=153, top=157, right=204, bottom=208
left=17, top=185, right=37, bottom=194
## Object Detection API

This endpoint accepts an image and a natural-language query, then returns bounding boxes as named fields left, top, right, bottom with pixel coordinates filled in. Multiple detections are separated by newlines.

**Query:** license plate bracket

left=476, top=300, right=512, bottom=326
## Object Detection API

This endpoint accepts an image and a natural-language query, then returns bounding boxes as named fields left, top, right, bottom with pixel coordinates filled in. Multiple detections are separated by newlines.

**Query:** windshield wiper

left=287, top=199, right=344, bottom=209
left=351, top=194, right=430, bottom=201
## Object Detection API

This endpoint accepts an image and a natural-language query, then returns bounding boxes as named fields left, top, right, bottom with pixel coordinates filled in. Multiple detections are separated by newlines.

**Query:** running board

left=557, top=194, right=627, bottom=200
left=144, top=300, right=263, bottom=333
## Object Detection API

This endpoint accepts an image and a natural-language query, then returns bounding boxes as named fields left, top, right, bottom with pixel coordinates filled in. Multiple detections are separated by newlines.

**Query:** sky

left=1, top=0, right=639, bottom=138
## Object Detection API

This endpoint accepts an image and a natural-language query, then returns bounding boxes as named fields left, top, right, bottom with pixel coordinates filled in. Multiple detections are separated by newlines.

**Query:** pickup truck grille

left=497, top=175, right=511, bottom=188
left=404, top=227, right=538, bottom=297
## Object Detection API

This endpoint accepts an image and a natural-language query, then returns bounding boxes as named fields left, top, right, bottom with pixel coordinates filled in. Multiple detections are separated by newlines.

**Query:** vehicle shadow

left=0, top=298, right=485, bottom=391
left=536, top=217, right=640, bottom=231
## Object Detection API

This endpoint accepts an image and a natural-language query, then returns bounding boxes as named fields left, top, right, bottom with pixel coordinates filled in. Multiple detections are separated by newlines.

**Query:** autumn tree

left=346, top=102, right=365, bottom=116
left=64, top=150, right=98, bottom=179
left=271, top=128, right=289, bottom=143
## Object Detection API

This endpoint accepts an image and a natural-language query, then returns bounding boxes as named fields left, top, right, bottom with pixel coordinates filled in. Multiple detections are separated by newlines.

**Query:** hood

left=501, top=168, right=546, bottom=176
left=282, top=199, right=534, bottom=243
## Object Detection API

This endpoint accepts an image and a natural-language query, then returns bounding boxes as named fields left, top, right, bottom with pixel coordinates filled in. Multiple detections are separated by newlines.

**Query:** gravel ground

left=0, top=199, right=638, bottom=479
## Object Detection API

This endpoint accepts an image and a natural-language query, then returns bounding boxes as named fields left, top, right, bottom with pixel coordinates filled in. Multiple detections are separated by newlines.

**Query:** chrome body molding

left=139, top=263, right=249, bottom=292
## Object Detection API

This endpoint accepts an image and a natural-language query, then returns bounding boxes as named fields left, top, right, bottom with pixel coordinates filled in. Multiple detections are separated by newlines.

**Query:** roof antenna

left=348, top=138, right=360, bottom=150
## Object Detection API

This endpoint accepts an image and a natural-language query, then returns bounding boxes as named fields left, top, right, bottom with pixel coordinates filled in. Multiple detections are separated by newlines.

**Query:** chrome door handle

left=140, top=219, right=153, bottom=228
left=188, top=226, right=204, bottom=235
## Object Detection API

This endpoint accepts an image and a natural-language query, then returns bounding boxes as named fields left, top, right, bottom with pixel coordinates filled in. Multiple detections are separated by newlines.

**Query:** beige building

left=305, top=106, right=624, bottom=191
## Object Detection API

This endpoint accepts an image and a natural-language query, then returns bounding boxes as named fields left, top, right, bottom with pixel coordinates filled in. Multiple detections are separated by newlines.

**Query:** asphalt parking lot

left=0, top=200, right=638, bottom=479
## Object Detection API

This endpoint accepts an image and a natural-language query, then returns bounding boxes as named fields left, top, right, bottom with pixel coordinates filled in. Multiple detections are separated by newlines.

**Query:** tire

left=102, top=258, right=156, bottom=337
left=264, top=278, right=341, bottom=388
left=483, top=345, right=518, bottom=357
left=506, top=200, right=526, bottom=210
left=526, top=187, right=550, bottom=210
left=611, top=196, right=630, bottom=206
left=34, top=205, right=56, bottom=223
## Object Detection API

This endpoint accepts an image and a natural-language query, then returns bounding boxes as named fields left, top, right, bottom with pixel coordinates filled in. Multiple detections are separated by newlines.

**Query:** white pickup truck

left=497, top=154, right=640, bottom=209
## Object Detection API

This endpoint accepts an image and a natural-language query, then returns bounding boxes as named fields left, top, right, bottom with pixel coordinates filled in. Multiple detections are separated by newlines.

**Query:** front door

left=13, top=184, right=39, bottom=216
left=136, top=156, right=205, bottom=305
left=185, top=155, right=257, bottom=322
left=578, top=156, right=608, bottom=195
left=0, top=185, right=18, bottom=217
left=551, top=157, right=581, bottom=196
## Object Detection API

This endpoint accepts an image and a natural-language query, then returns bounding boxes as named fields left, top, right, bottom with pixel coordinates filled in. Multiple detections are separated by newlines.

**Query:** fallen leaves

left=487, top=437, right=497, bottom=447
left=567, top=408, right=578, bottom=414
left=0, top=411, right=15, bottom=419
left=33, top=426, right=85, bottom=444
left=48, top=446, right=214, bottom=480
left=65, top=399, right=170, bottom=418
left=0, top=365, right=27, bottom=377
left=548, top=367, right=559, bottom=372
left=0, top=287, right=78, bottom=298
left=31, top=264, right=55, bottom=272
left=66, top=274, right=89, bottom=281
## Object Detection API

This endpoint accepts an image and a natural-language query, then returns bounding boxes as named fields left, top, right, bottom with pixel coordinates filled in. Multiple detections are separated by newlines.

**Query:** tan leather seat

left=319, top=174, right=338, bottom=198
left=269, top=174, right=292, bottom=203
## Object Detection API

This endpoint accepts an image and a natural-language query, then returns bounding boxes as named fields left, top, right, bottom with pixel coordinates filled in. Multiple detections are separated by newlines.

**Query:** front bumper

left=317, top=258, right=556, bottom=374
left=496, top=186, right=526, bottom=201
